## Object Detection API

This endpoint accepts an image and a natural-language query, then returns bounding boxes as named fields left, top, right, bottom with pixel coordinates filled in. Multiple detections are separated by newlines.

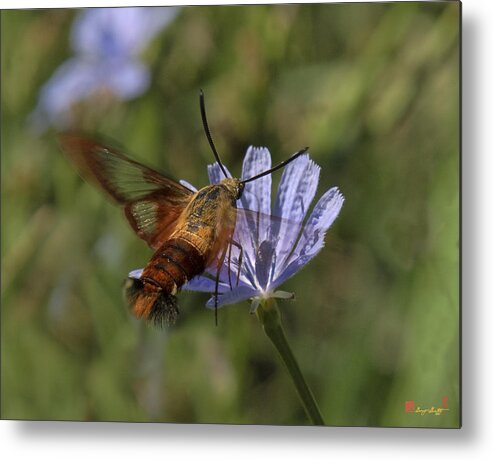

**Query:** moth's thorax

left=218, top=177, right=243, bottom=200
left=168, top=180, right=239, bottom=259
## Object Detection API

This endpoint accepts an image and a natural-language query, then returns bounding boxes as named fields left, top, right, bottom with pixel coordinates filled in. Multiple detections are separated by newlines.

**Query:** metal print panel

left=1, top=2, right=460, bottom=428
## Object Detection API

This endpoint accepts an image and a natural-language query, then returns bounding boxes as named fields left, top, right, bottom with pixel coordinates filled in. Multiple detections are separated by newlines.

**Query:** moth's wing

left=202, top=199, right=238, bottom=270
left=202, top=206, right=302, bottom=288
left=59, top=133, right=194, bottom=249
left=233, top=208, right=302, bottom=255
left=233, top=206, right=340, bottom=285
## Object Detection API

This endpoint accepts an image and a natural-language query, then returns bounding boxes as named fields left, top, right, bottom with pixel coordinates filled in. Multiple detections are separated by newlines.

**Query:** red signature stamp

left=405, top=396, right=449, bottom=416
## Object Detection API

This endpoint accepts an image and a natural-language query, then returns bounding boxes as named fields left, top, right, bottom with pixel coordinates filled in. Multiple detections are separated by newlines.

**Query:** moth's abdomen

left=149, top=238, right=206, bottom=292
left=125, top=238, right=206, bottom=325
left=124, top=277, right=179, bottom=326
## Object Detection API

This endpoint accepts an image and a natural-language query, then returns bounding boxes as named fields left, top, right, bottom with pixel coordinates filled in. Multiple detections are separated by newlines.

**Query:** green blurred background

left=1, top=2, right=459, bottom=427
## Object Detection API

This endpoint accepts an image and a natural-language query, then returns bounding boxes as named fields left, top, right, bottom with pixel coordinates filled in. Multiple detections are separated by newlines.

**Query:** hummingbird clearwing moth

left=59, top=91, right=307, bottom=326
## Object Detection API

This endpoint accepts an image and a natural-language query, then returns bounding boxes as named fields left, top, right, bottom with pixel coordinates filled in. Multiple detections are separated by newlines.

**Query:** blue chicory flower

left=30, top=7, right=180, bottom=130
left=130, top=147, right=344, bottom=312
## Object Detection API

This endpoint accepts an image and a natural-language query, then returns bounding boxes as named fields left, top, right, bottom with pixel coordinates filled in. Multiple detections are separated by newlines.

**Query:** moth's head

left=220, top=177, right=244, bottom=200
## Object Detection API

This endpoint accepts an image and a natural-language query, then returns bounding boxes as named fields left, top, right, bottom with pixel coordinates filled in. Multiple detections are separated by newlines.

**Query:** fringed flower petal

left=128, top=268, right=144, bottom=279
left=207, top=162, right=232, bottom=184
left=205, top=285, right=258, bottom=308
left=183, top=275, right=230, bottom=294
left=272, top=187, right=344, bottom=287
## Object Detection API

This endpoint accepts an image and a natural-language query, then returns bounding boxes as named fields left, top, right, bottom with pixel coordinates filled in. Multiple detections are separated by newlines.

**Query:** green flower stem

left=256, top=298, right=325, bottom=426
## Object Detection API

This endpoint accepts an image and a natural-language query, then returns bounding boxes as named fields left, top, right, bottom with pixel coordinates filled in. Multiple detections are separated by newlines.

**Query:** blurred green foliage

left=1, top=2, right=459, bottom=427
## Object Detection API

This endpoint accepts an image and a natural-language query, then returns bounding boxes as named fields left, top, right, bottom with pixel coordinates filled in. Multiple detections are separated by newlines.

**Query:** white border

left=2, top=0, right=493, bottom=458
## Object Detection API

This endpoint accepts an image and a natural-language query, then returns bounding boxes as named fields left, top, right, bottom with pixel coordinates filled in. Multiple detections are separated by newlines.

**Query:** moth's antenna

left=199, top=90, right=229, bottom=178
left=241, top=147, right=309, bottom=185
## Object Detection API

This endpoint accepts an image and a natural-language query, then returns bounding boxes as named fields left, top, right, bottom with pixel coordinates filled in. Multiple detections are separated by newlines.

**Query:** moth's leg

left=214, top=246, right=228, bottom=326
left=230, top=240, right=244, bottom=287
left=227, top=238, right=234, bottom=290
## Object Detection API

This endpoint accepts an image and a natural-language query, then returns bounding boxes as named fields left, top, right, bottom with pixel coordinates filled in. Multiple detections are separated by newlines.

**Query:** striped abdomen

left=125, top=238, right=205, bottom=325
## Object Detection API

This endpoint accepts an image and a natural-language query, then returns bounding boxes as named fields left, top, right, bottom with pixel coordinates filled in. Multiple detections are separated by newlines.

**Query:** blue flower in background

left=129, top=147, right=344, bottom=312
left=31, top=7, right=180, bottom=130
